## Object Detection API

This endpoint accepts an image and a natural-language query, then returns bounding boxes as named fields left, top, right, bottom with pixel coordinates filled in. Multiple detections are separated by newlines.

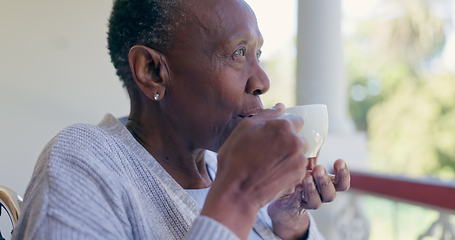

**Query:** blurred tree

left=368, top=74, right=455, bottom=178
left=345, top=0, right=455, bottom=178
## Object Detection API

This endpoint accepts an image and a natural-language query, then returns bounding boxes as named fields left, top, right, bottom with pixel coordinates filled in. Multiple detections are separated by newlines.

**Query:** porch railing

left=336, top=171, right=455, bottom=240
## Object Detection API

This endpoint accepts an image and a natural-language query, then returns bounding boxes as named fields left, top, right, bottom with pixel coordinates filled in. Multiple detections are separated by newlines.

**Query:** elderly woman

left=13, top=0, right=350, bottom=239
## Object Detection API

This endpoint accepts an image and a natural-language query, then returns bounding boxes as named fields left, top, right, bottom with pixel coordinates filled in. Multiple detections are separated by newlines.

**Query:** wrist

left=271, top=211, right=310, bottom=240
left=201, top=179, right=260, bottom=239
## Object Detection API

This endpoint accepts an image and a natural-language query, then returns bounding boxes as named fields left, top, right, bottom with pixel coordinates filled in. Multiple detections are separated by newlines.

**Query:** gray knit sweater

left=12, top=114, right=323, bottom=240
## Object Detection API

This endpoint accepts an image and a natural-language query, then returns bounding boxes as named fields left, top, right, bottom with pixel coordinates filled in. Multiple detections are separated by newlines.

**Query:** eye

left=256, top=49, right=262, bottom=60
left=232, top=47, right=247, bottom=60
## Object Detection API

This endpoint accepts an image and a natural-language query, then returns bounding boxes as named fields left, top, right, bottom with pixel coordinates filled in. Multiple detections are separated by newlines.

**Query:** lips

left=237, top=114, right=255, bottom=118
left=237, top=107, right=263, bottom=118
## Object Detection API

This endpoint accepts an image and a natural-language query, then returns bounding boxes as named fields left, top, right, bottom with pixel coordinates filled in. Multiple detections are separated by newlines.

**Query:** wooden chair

left=0, top=186, right=22, bottom=240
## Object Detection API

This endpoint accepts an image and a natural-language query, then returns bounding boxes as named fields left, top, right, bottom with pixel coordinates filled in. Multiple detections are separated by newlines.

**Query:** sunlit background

left=1, top=0, right=454, bottom=239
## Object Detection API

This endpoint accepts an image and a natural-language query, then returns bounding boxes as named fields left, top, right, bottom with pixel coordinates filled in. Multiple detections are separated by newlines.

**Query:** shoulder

left=31, top=122, right=127, bottom=192
left=49, top=122, right=121, bottom=168
left=26, top=122, right=128, bottom=209
left=53, top=123, right=113, bottom=154
left=15, top=123, right=131, bottom=240
left=15, top=118, right=138, bottom=239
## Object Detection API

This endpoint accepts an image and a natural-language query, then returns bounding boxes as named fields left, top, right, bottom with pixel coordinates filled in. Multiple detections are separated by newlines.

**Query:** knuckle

left=264, top=120, right=278, bottom=133
left=273, top=119, right=292, bottom=133
left=318, top=180, right=330, bottom=191
left=338, top=182, right=350, bottom=191
left=307, top=200, right=321, bottom=210
left=306, top=184, right=318, bottom=196
left=336, top=174, right=351, bottom=191
left=288, top=136, right=302, bottom=152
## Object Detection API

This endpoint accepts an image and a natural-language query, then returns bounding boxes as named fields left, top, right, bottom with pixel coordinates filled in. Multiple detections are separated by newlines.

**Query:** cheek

left=210, top=70, right=247, bottom=112
left=167, top=51, right=247, bottom=116
left=163, top=55, right=249, bottom=147
left=164, top=69, right=241, bottom=127
left=210, top=59, right=248, bottom=106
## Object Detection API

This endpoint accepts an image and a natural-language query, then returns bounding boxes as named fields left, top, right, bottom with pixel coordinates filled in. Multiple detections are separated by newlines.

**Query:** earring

left=154, top=93, right=160, bottom=101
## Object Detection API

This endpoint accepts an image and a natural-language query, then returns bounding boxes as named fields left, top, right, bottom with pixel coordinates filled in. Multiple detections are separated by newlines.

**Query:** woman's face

left=161, top=0, right=270, bottom=151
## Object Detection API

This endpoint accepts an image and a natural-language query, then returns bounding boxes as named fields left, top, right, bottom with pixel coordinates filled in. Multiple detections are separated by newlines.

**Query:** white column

left=296, top=0, right=353, bottom=134
left=296, top=0, right=369, bottom=167
left=296, top=1, right=370, bottom=239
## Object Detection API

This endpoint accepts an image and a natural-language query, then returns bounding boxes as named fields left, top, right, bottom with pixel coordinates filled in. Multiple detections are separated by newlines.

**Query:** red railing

left=350, top=171, right=455, bottom=211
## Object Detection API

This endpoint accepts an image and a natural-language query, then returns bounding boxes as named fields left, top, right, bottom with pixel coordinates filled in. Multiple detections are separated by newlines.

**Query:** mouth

left=237, top=114, right=254, bottom=119
left=236, top=107, right=263, bottom=119
left=214, top=107, right=263, bottom=150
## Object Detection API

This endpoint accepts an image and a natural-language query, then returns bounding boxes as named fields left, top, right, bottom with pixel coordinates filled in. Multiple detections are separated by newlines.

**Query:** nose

left=245, top=64, right=270, bottom=96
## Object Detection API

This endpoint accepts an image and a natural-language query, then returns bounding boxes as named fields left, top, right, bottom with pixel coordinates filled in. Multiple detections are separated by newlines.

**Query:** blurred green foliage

left=346, top=0, right=455, bottom=178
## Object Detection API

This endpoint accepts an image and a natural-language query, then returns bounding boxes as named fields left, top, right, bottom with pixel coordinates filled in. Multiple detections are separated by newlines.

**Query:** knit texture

left=12, top=114, right=324, bottom=240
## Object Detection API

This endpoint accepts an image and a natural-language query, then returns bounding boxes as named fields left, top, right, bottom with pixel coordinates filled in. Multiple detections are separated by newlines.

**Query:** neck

left=127, top=98, right=212, bottom=189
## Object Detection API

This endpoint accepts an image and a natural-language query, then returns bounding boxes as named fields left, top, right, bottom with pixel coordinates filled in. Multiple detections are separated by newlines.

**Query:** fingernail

left=273, top=103, right=285, bottom=110
left=339, top=164, right=346, bottom=173
left=315, top=169, right=325, bottom=178
left=338, top=159, right=346, bottom=168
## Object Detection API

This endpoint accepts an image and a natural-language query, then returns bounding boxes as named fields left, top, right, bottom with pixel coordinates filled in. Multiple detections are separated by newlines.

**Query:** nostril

left=252, top=89, right=263, bottom=96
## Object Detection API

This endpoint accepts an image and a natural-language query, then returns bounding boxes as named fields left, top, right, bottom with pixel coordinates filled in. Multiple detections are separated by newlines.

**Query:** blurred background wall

left=0, top=0, right=129, bottom=196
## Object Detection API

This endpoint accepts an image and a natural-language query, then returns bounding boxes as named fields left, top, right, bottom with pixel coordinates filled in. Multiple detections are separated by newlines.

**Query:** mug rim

left=286, top=104, right=327, bottom=110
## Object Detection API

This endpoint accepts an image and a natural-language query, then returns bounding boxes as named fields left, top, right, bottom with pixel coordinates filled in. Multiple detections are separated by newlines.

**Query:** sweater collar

left=97, top=114, right=201, bottom=222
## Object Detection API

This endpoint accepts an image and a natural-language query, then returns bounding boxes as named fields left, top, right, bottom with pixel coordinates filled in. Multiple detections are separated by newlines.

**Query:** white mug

left=281, top=104, right=329, bottom=158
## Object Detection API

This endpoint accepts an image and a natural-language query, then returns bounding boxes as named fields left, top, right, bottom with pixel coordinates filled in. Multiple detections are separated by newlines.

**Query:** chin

left=205, top=132, right=228, bottom=153
left=205, top=117, right=243, bottom=152
left=220, top=117, right=246, bottom=151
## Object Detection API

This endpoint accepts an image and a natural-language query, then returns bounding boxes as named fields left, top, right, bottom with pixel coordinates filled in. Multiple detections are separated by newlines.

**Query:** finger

left=313, top=165, right=336, bottom=203
left=284, top=185, right=304, bottom=205
left=280, top=185, right=298, bottom=197
left=277, top=113, right=304, bottom=133
left=334, top=159, right=350, bottom=191
left=253, top=103, right=286, bottom=120
left=275, top=153, right=308, bottom=200
left=301, top=174, right=322, bottom=210
left=307, top=149, right=320, bottom=170
left=307, top=157, right=317, bottom=170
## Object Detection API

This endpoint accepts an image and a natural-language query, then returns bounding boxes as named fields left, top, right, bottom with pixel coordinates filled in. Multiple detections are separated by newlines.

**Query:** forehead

left=188, top=0, right=261, bottom=44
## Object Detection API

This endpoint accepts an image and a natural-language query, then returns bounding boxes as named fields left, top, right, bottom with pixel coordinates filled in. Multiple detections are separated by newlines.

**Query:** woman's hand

left=201, top=104, right=309, bottom=239
left=267, top=160, right=351, bottom=240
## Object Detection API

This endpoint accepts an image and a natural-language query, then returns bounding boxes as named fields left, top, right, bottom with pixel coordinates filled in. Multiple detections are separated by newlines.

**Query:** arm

left=185, top=176, right=259, bottom=240
left=188, top=104, right=309, bottom=240
left=13, top=139, right=128, bottom=240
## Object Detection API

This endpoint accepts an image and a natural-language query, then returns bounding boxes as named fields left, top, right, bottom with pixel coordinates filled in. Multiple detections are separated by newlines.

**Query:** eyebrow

left=228, top=33, right=264, bottom=47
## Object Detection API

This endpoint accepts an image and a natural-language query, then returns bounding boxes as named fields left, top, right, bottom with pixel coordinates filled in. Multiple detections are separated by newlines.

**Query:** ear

left=128, top=45, right=170, bottom=101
